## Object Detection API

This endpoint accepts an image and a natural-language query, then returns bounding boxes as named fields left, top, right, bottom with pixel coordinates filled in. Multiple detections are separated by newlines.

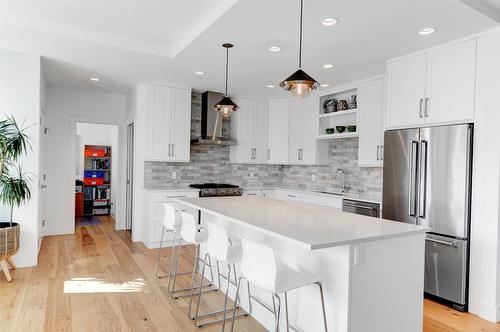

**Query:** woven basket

left=0, top=223, right=20, bottom=260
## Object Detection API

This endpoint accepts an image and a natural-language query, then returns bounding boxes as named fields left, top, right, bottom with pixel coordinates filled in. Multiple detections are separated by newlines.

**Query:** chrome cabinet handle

left=297, top=149, right=300, bottom=161
left=376, top=145, right=380, bottom=160
left=166, top=195, right=187, bottom=198
left=267, top=148, right=270, bottom=160
left=419, top=140, right=428, bottom=218
left=381, top=145, right=384, bottom=160
left=299, top=148, right=303, bottom=160
left=287, top=194, right=296, bottom=198
left=424, top=97, right=429, bottom=117
left=168, top=144, right=171, bottom=156
left=172, top=143, right=174, bottom=156
left=419, top=98, right=424, bottom=118
left=425, top=237, right=457, bottom=247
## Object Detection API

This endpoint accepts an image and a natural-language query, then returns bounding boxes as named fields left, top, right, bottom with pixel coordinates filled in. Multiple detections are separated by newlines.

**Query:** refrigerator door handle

left=408, top=140, right=419, bottom=218
left=425, top=237, right=457, bottom=248
left=419, top=140, right=428, bottom=218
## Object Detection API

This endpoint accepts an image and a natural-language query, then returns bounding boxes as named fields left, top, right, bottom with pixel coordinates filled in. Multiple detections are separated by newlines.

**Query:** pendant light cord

left=298, top=0, right=303, bottom=69
left=225, top=46, right=229, bottom=96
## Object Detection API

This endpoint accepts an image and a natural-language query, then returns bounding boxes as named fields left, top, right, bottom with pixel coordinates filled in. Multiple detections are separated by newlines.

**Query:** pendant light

left=280, top=0, right=319, bottom=97
left=212, top=43, right=239, bottom=118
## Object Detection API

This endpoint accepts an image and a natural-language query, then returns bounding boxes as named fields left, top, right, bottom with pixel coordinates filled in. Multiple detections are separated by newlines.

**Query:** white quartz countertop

left=144, top=187, right=200, bottom=192
left=177, top=197, right=428, bottom=250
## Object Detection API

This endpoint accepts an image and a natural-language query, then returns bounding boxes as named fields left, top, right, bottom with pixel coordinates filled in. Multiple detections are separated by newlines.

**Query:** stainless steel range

left=189, top=183, right=242, bottom=197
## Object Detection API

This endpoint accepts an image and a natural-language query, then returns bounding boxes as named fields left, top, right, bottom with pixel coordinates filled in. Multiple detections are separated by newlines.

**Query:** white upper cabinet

left=386, top=54, right=427, bottom=128
left=268, top=100, right=290, bottom=164
left=144, top=84, right=191, bottom=162
left=425, top=39, right=476, bottom=124
left=288, top=96, right=319, bottom=164
left=358, top=78, right=385, bottom=167
left=230, top=97, right=269, bottom=163
left=386, top=38, right=477, bottom=129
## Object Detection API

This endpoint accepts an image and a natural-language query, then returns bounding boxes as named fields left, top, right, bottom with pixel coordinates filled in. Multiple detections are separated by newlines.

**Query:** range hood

left=191, top=91, right=236, bottom=145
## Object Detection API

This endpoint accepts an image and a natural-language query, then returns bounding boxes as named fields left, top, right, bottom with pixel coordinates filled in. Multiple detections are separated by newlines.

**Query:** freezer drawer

left=424, top=235, right=468, bottom=305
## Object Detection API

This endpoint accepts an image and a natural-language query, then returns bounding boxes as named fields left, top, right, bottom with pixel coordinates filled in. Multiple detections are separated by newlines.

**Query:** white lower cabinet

left=271, top=189, right=342, bottom=209
left=145, top=190, right=199, bottom=248
left=242, top=189, right=262, bottom=197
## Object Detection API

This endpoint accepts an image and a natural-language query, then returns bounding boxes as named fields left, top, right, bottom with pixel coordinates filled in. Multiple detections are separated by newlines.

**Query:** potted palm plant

left=0, top=116, right=31, bottom=282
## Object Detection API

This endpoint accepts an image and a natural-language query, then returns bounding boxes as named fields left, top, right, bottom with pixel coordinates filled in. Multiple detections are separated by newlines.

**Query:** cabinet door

left=231, top=97, right=254, bottom=163
left=358, top=78, right=384, bottom=167
left=386, top=54, right=427, bottom=128
left=268, top=101, right=290, bottom=164
left=150, top=85, right=172, bottom=159
left=288, top=99, right=302, bottom=164
left=300, top=96, right=318, bottom=164
left=425, top=39, right=476, bottom=125
left=253, top=100, right=269, bottom=163
left=170, top=88, right=191, bottom=162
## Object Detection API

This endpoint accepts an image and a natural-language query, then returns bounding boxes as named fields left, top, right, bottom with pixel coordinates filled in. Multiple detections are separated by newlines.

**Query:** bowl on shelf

left=325, top=128, right=335, bottom=135
left=336, top=126, right=346, bottom=133
left=347, top=125, right=357, bottom=132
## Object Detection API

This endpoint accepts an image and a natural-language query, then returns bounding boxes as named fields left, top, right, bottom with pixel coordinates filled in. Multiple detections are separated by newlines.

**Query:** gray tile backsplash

left=144, top=93, right=382, bottom=199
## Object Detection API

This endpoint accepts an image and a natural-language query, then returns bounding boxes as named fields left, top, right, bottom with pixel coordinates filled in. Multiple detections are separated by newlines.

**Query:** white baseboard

left=479, top=301, right=500, bottom=322
left=10, top=252, right=38, bottom=268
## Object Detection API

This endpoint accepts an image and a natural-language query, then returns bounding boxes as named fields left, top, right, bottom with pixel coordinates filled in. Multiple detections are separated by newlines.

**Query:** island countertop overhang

left=177, top=196, right=429, bottom=250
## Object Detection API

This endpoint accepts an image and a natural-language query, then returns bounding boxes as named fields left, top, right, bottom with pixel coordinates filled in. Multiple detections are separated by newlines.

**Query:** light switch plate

left=312, top=174, right=316, bottom=182
left=249, top=171, right=254, bottom=178
left=171, top=171, right=177, bottom=179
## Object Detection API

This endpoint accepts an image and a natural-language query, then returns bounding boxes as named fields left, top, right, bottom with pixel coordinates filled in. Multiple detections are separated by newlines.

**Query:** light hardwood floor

left=0, top=216, right=499, bottom=332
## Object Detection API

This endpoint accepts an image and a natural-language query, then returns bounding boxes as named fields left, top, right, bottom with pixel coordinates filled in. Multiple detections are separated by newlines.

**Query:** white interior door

left=125, top=123, right=134, bottom=231
left=425, top=39, right=477, bottom=125
left=386, top=54, right=427, bottom=128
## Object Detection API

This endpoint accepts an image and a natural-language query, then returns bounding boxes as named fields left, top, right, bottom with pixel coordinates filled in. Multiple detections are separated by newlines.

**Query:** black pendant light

left=280, top=0, right=319, bottom=97
left=212, top=43, right=239, bottom=118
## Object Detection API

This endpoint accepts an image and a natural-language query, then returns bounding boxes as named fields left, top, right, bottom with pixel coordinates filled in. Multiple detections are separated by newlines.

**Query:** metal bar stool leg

left=273, top=293, right=281, bottom=332
left=154, top=226, right=167, bottom=278
left=221, top=263, right=232, bottom=331
left=284, top=292, right=290, bottom=332
left=316, top=282, right=329, bottom=332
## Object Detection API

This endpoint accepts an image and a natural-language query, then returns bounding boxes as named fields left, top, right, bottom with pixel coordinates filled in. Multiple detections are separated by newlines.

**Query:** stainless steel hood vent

left=191, top=91, right=236, bottom=145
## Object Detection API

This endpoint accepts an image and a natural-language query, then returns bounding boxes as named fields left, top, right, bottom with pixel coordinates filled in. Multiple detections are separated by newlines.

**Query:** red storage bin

left=84, top=178, right=104, bottom=186
left=85, top=148, right=106, bottom=157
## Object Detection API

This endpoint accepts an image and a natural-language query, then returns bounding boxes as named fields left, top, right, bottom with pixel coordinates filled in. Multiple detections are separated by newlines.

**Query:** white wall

left=0, top=49, right=41, bottom=267
left=469, top=27, right=500, bottom=322
left=44, top=86, right=126, bottom=235
left=76, top=123, right=119, bottom=216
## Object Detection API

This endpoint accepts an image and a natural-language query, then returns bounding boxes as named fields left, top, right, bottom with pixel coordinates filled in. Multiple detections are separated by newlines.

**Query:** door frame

left=68, top=116, right=125, bottom=233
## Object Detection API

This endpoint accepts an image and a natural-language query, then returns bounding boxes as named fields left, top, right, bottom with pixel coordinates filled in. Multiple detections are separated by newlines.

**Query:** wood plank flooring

left=0, top=216, right=499, bottom=332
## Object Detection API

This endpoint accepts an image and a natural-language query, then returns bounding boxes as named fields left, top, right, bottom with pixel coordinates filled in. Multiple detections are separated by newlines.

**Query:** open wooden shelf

left=319, top=109, right=357, bottom=118
left=317, top=132, right=359, bottom=140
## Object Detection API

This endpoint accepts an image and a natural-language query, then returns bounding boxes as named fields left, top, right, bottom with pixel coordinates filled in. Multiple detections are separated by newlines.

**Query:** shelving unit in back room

left=83, top=145, right=112, bottom=217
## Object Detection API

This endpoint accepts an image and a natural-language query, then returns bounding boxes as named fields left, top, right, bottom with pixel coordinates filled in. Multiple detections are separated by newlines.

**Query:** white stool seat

left=207, top=222, right=242, bottom=264
left=272, top=263, right=319, bottom=293
left=164, top=203, right=181, bottom=231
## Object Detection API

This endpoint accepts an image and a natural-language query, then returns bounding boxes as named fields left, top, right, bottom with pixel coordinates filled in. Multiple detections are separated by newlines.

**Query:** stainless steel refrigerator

left=382, top=124, right=473, bottom=311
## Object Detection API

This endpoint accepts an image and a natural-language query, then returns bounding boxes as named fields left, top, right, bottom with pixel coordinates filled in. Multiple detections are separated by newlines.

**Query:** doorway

left=74, top=123, right=119, bottom=227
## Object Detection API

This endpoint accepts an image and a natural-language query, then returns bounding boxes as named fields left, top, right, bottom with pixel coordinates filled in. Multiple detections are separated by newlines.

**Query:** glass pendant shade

left=212, top=96, right=239, bottom=118
left=279, top=69, right=320, bottom=98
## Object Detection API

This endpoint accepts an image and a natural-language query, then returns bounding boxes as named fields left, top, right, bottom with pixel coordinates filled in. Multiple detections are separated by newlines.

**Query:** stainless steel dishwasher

left=342, top=199, right=380, bottom=218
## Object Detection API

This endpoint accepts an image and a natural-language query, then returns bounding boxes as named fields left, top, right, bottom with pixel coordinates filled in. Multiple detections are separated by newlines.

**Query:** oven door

left=342, top=199, right=380, bottom=218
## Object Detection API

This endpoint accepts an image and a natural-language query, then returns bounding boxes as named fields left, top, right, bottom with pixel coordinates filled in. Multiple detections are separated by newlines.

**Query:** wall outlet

left=312, top=174, right=316, bottom=182
left=249, top=171, right=254, bottom=178
left=354, top=245, right=365, bottom=266
left=171, top=171, right=177, bottom=179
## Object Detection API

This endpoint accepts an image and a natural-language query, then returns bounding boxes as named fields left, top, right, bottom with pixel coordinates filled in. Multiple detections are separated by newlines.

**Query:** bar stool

left=193, top=221, right=251, bottom=330
left=154, top=203, right=182, bottom=281
left=231, top=238, right=328, bottom=332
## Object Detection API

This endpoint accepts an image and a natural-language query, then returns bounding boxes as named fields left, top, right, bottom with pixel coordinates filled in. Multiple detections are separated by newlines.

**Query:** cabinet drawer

left=150, top=191, right=198, bottom=202
left=243, top=189, right=262, bottom=197
left=300, top=193, right=343, bottom=209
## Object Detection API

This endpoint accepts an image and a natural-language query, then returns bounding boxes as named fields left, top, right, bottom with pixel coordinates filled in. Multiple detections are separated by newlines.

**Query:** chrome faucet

left=336, top=168, right=351, bottom=193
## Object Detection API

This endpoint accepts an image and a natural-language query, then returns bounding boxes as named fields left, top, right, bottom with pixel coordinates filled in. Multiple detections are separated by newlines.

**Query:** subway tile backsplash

left=144, top=93, right=382, bottom=199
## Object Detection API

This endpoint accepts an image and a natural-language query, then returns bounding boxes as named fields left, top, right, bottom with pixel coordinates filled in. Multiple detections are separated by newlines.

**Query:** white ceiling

left=0, top=0, right=497, bottom=98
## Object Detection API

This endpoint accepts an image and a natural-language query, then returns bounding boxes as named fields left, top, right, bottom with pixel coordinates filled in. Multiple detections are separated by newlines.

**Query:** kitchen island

left=178, top=196, right=428, bottom=332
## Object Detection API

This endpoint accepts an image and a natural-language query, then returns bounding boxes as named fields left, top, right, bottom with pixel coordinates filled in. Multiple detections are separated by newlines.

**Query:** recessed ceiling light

left=268, top=46, right=281, bottom=52
left=321, top=84, right=330, bottom=88
left=194, top=71, right=205, bottom=76
left=418, top=27, right=435, bottom=35
left=322, top=63, right=334, bottom=69
left=90, top=77, right=100, bottom=82
left=322, top=17, right=338, bottom=26
left=266, top=84, right=276, bottom=88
